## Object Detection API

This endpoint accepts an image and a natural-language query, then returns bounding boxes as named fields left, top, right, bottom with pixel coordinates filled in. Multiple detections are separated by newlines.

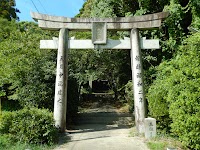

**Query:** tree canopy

left=0, top=19, right=57, bottom=108
left=0, top=0, right=19, bottom=20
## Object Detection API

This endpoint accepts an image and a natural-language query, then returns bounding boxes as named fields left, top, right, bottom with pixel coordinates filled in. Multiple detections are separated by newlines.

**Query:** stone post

left=130, top=28, right=146, bottom=133
left=54, top=28, right=68, bottom=132
left=144, top=118, right=156, bottom=138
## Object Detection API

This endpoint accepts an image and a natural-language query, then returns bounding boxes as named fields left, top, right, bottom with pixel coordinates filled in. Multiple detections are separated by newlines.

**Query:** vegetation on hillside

left=0, top=0, right=199, bottom=149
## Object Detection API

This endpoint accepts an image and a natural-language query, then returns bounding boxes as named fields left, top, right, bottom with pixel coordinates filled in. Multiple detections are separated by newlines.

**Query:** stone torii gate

left=31, top=12, right=168, bottom=133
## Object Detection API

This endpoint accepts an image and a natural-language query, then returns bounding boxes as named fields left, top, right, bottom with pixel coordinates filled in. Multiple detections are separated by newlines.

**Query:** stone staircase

left=75, top=111, right=134, bottom=127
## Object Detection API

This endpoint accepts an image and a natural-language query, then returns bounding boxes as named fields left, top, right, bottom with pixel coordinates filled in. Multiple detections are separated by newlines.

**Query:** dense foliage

left=0, top=108, right=58, bottom=144
left=0, top=0, right=200, bottom=148
left=0, top=0, right=19, bottom=20
left=123, top=81, right=134, bottom=112
left=147, top=33, right=200, bottom=149
left=0, top=19, right=57, bottom=109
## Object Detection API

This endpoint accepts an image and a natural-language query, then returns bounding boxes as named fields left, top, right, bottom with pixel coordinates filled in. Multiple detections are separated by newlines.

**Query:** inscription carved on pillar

left=131, top=28, right=146, bottom=133
left=54, top=28, right=68, bottom=132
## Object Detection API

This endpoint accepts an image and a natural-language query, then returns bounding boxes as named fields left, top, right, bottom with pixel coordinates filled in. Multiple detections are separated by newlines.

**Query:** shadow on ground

left=54, top=114, right=149, bottom=150
left=57, top=110, right=135, bottom=146
left=54, top=94, right=144, bottom=150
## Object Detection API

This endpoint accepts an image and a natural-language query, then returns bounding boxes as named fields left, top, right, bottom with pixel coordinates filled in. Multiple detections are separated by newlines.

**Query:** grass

left=146, top=133, right=186, bottom=150
left=0, top=134, right=55, bottom=150
left=147, top=142, right=165, bottom=150
left=129, top=128, right=186, bottom=150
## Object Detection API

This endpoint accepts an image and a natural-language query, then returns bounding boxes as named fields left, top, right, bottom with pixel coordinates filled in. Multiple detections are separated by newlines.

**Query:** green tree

left=0, top=20, right=57, bottom=109
left=0, top=0, right=19, bottom=20
left=78, top=0, right=139, bottom=18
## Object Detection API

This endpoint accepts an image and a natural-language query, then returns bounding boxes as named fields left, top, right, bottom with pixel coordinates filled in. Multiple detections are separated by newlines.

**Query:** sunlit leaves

left=0, top=20, right=57, bottom=109
left=147, top=33, right=200, bottom=149
left=0, top=0, right=18, bottom=20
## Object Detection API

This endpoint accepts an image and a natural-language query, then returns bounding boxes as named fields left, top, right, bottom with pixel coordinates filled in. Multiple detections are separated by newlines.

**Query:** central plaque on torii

left=92, top=22, right=107, bottom=44
left=31, top=11, right=169, bottom=133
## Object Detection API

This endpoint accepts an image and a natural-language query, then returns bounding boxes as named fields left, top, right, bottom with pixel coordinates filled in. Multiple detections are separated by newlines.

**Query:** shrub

left=147, top=62, right=173, bottom=132
left=0, top=111, right=14, bottom=134
left=0, top=108, right=58, bottom=144
left=124, top=81, right=134, bottom=112
left=0, top=134, right=11, bottom=149
left=168, top=33, right=200, bottom=149
left=147, top=33, right=200, bottom=149
left=0, top=134, right=53, bottom=150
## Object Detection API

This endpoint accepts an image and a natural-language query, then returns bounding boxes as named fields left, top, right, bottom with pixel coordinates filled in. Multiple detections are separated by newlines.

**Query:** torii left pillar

left=54, top=28, right=68, bottom=132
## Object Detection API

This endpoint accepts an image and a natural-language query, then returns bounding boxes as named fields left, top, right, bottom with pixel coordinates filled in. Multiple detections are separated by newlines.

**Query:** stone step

left=75, top=112, right=134, bottom=125
left=78, top=112, right=133, bottom=117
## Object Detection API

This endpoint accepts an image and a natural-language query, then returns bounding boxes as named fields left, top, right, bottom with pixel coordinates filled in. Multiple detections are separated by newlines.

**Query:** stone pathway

left=53, top=97, right=149, bottom=150
left=54, top=124, right=149, bottom=150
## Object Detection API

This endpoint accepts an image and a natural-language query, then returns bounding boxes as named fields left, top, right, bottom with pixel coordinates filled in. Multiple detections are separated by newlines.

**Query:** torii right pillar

left=131, top=28, right=146, bottom=133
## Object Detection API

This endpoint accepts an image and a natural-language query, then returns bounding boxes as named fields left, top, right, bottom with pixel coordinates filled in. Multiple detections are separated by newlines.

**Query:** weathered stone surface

left=40, top=38, right=159, bottom=50
left=131, top=28, right=146, bottom=133
left=30, top=11, right=169, bottom=31
left=141, top=37, right=160, bottom=49
left=92, top=22, right=107, bottom=44
left=37, top=19, right=162, bottom=30
left=31, top=11, right=169, bottom=23
left=144, top=118, right=156, bottom=139
left=54, top=29, right=68, bottom=132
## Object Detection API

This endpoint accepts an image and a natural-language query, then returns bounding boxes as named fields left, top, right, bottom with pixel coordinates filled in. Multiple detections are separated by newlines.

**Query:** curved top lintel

left=31, top=11, right=169, bottom=23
